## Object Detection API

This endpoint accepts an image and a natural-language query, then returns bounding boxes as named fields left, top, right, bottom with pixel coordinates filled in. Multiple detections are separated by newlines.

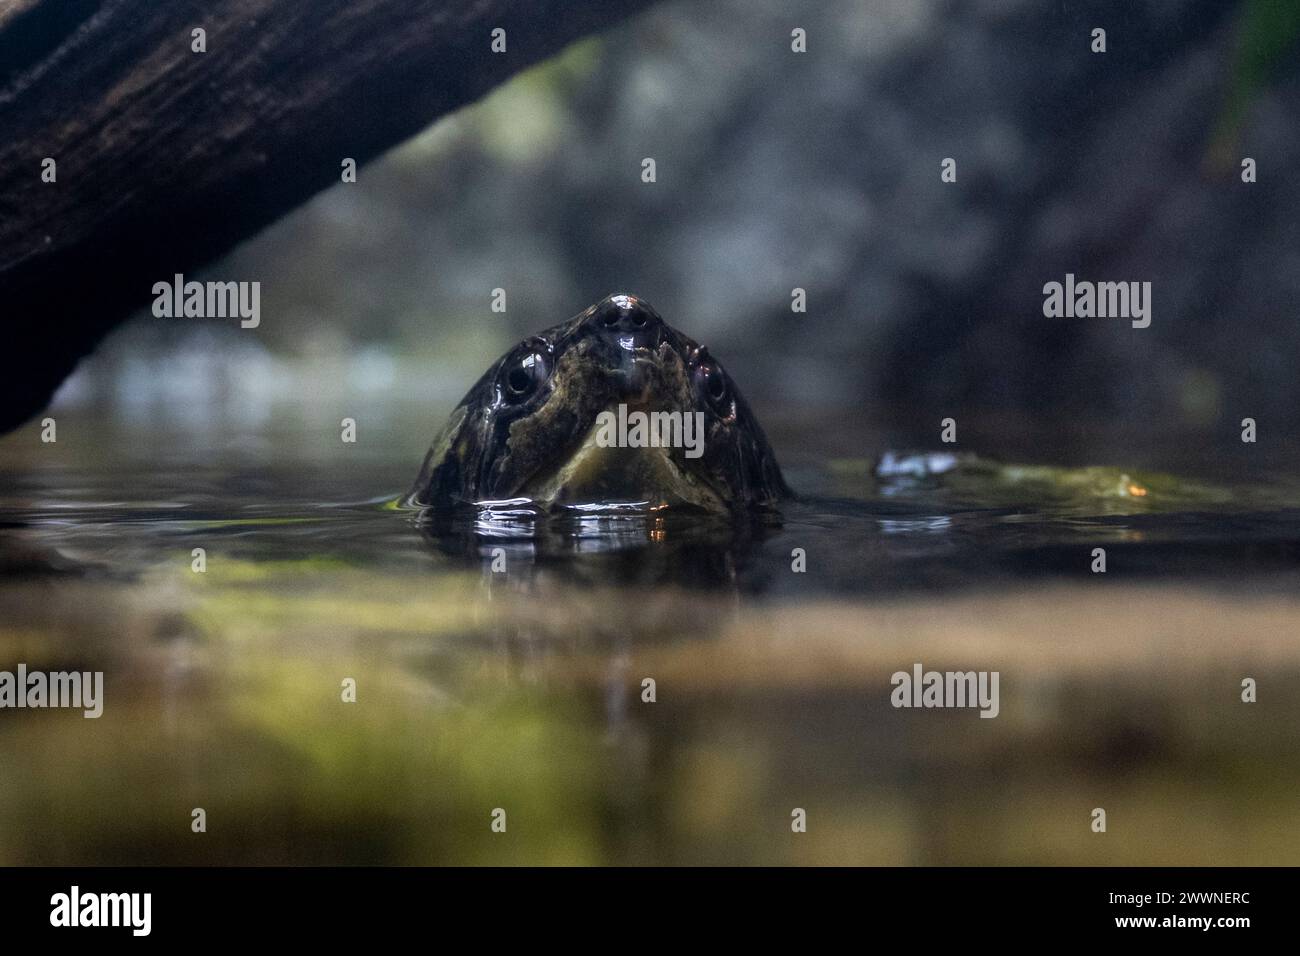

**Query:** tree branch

left=0, top=0, right=658, bottom=431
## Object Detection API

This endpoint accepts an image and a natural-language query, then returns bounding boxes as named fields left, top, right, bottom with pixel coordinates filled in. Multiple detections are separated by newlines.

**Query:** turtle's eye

left=503, top=350, right=550, bottom=401
left=693, top=360, right=730, bottom=411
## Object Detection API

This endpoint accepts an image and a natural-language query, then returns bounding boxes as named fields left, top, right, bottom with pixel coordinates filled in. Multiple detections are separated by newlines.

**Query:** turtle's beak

left=611, top=352, right=661, bottom=402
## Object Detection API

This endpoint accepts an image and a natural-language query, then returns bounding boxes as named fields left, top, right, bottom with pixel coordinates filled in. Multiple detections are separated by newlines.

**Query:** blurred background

left=35, top=0, right=1300, bottom=474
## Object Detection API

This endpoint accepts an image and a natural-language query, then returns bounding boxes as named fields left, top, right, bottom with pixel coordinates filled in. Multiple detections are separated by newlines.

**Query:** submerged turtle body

left=409, top=294, right=791, bottom=512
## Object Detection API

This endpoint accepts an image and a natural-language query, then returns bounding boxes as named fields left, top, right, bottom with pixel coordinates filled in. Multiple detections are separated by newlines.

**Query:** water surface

left=2, top=416, right=1298, bottom=865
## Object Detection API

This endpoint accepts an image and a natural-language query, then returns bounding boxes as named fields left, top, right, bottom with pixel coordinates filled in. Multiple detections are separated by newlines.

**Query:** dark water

left=2, top=429, right=1300, bottom=864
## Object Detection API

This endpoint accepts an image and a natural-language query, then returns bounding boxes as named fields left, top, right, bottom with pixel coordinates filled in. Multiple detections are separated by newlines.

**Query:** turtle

left=408, top=293, right=790, bottom=512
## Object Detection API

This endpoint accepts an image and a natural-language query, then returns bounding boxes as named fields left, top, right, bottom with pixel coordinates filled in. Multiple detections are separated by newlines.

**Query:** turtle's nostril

left=589, top=293, right=661, bottom=337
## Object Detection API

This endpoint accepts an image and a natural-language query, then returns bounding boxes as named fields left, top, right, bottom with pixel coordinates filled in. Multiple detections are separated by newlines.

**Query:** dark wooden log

left=0, top=0, right=657, bottom=432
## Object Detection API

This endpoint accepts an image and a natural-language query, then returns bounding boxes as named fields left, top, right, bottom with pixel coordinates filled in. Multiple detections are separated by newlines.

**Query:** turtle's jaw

left=610, top=352, right=662, bottom=403
left=517, top=420, right=725, bottom=512
left=509, top=338, right=724, bottom=511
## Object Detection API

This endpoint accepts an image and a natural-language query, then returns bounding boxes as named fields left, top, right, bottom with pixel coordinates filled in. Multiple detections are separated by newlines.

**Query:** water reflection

left=413, top=502, right=782, bottom=590
left=3, top=447, right=1300, bottom=864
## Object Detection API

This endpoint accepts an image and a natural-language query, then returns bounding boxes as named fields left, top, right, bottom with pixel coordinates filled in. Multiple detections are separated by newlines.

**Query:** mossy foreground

left=1, top=547, right=1297, bottom=865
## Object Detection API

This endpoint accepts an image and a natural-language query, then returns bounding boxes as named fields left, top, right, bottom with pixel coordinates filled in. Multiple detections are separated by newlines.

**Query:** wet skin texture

left=409, top=294, right=791, bottom=512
